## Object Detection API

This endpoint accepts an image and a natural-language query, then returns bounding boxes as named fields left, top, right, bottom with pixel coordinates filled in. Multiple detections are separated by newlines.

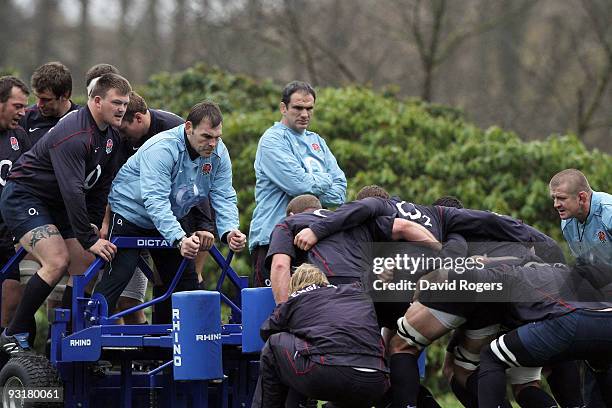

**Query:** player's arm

left=50, top=136, right=102, bottom=250
left=295, top=197, right=395, bottom=249
left=271, top=254, right=291, bottom=304
left=317, top=138, right=347, bottom=206
left=100, top=204, right=112, bottom=239
left=391, top=218, right=442, bottom=250
left=441, top=233, right=468, bottom=259
left=260, top=303, right=290, bottom=341
left=258, top=132, right=332, bottom=197
left=139, top=143, right=185, bottom=245
left=267, top=223, right=296, bottom=304
left=443, top=207, right=531, bottom=242
left=85, top=152, right=117, bottom=228
left=208, top=143, right=244, bottom=251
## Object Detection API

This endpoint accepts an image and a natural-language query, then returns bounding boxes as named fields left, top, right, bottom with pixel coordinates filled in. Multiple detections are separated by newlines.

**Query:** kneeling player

left=252, top=264, right=389, bottom=408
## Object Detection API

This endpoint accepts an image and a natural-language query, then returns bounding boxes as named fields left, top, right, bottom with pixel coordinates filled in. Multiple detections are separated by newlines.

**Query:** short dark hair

left=85, top=63, right=120, bottom=86
left=356, top=185, right=390, bottom=200
left=432, top=196, right=464, bottom=208
left=31, top=61, right=72, bottom=98
left=89, top=73, right=131, bottom=99
left=122, top=91, right=148, bottom=123
left=281, top=81, right=316, bottom=105
left=286, top=194, right=322, bottom=216
left=0, top=76, right=29, bottom=103
left=186, top=101, right=223, bottom=128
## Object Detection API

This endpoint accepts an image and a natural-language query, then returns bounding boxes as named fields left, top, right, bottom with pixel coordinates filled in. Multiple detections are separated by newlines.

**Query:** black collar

left=184, top=131, right=199, bottom=161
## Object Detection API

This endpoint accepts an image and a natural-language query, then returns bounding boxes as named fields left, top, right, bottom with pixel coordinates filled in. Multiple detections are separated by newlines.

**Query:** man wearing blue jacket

left=249, top=81, right=346, bottom=287
left=550, top=168, right=611, bottom=266
left=549, top=168, right=612, bottom=408
left=94, top=101, right=246, bottom=323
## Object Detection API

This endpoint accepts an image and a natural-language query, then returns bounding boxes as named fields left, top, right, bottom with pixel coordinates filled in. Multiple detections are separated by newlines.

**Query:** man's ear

left=578, top=191, right=588, bottom=205
left=135, top=112, right=144, bottom=123
left=279, top=102, right=287, bottom=115
left=185, top=121, right=193, bottom=134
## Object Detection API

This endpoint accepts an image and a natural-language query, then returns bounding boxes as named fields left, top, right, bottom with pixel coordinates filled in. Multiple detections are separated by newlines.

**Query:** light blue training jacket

left=248, top=122, right=346, bottom=251
left=561, top=191, right=612, bottom=265
left=109, top=124, right=239, bottom=244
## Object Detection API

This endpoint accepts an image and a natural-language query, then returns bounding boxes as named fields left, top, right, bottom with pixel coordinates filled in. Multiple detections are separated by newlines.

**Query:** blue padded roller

left=241, top=287, right=276, bottom=353
left=171, top=291, right=222, bottom=380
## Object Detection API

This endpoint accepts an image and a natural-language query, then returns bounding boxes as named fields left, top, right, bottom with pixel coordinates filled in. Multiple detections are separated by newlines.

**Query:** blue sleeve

left=317, top=138, right=346, bottom=206
left=258, top=132, right=332, bottom=197
left=139, top=143, right=185, bottom=244
left=209, top=146, right=239, bottom=240
left=309, top=198, right=396, bottom=240
left=603, top=205, right=612, bottom=233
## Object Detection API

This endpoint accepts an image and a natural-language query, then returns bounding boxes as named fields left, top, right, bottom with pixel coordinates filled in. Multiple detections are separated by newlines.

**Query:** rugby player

left=0, top=73, right=130, bottom=353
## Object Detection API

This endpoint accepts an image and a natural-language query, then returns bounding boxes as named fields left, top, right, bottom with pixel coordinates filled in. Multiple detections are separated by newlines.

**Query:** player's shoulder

left=150, top=108, right=184, bottom=128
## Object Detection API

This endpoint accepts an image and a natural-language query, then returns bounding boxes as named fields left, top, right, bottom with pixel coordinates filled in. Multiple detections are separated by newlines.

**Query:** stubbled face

left=34, top=88, right=66, bottom=118
left=0, top=86, right=27, bottom=130
left=550, top=183, right=583, bottom=220
left=119, top=113, right=147, bottom=144
left=280, top=91, right=314, bottom=133
left=186, top=119, right=222, bottom=157
left=95, top=88, right=129, bottom=128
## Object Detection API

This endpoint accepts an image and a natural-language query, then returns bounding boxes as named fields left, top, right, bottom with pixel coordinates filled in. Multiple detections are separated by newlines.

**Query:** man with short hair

left=115, top=91, right=184, bottom=166
left=10, top=62, right=80, bottom=334
left=85, top=63, right=119, bottom=96
left=249, top=81, right=346, bottom=287
left=20, top=62, right=80, bottom=143
left=0, top=76, right=32, bottom=335
left=0, top=73, right=131, bottom=353
left=549, top=168, right=612, bottom=408
left=102, top=91, right=215, bottom=322
left=94, top=101, right=246, bottom=324
left=550, top=168, right=611, bottom=266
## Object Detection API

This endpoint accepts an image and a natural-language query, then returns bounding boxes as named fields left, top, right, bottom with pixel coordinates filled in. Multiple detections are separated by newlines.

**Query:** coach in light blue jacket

left=96, top=101, right=246, bottom=321
left=248, top=81, right=346, bottom=288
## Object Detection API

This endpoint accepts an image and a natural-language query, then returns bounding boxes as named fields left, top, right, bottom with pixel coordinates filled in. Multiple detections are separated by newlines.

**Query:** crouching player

left=252, top=264, right=389, bottom=408
left=478, top=262, right=612, bottom=407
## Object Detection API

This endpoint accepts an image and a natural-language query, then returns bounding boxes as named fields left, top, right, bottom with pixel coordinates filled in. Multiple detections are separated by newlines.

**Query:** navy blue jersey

left=308, top=198, right=447, bottom=242
left=261, top=282, right=388, bottom=371
left=8, top=107, right=121, bottom=249
left=266, top=210, right=395, bottom=280
left=0, top=127, right=32, bottom=248
left=19, top=102, right=80, bottom=144
left=308, top=198, right=564, bottom=263
left=115, top=109, right=184, bottom=168
left=465, top=263, right=612, bottom=327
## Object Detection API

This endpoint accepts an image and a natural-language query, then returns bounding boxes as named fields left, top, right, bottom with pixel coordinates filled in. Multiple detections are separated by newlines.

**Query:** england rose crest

left=105, top=139, right=113, bottom=154
left=202, top=163, right=212, bottom=174
left=311, top=143, right=321, bottom=152
left=598, top=231, right=607, bottom=242
left=9, top=136, right=19, bottom=151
